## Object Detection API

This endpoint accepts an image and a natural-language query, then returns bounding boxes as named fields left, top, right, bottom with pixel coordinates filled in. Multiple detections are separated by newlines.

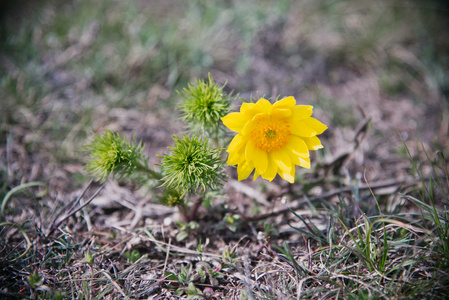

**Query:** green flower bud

left=84, top=130, right=148, bottom=183
left=84, top=251, right=94, bottom=265
left=159, top=187, right=185, bottom=207
left=179, top=73, right=231, bottom=137
left=159, top=134, right=226, bottom=193
left=28, top=271, right=43, bottom=289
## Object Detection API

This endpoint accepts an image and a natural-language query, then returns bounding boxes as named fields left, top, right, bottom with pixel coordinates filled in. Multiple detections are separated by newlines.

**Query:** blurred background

left=1, top=0, right=448, bottom=196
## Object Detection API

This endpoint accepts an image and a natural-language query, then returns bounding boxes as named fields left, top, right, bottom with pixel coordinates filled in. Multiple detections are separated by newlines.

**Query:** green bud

left=158, top=187, right=185, bottom=207
left=159, top=134, right=226, bottom=193
left=84, top=251, right=94, bottom=265
left=179, top=73, right=231, bottom=137
left=53, top=291, right=65, bottom=300
left=84, top=130, right=147, bottom=183
left=125, top=249, right=141, bottom=263
left=28, top=271, right=43, bottom=289
left=222, top=245, right=239, bottom=266
left=224, top=213, right=241, bottom=232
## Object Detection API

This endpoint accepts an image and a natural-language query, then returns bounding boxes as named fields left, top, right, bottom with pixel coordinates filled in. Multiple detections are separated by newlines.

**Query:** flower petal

left=253, top=169, right=261, bottom=181
left=273, top=96, right=296, bottom=109
left=272, top=108, right=292, bottom=119
left=290, top=105, right=313, bottom=120
left=227, top=148, right=245, bottom=165
left=241, top=112, right=264, bottom=135
left=245, top=139, right=268, bottom=173
left=289, top=152, right=310, bottom=168
left=285, top=135, right=309, bottom=159
left=227, top=133, right=247, bottom=153
left=279, top=165, right=295, bottom=183
left=240, top=102, right=255, bottom=112
left=221, top=112, right=248, bottom=132
left=299, top=156, right=311, bottom=168
left=303, top=136, right=324, bottom=150
left=288, top=151, right=305, bottom=167
left=290, top=120, right=317, bottom=137
left=237, top=160, right=254, bottom=181
left=305, top=117, right=327, bottom=135
left=271, top=148, right=292, bottom=174
left=254, top=98, right=272, bottom=113
left=261, top=153, right=278, bottom=181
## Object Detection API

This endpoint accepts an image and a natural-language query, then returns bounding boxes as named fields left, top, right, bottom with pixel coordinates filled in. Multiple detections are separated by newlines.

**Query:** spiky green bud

left=84, top=130, right=148, bottom=183
left=84, top=251, right=94, bottom=265
left=159, top=134, right=226, bottom=193
left=179, top=73, right=231, bottom=136
left=28, top=271, right=43, bottom=289
left=158, top=187, right=185, bottom=207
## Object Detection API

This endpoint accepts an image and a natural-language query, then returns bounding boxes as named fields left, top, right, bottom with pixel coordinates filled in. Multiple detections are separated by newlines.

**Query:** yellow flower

left=221, top=97, right=327, bottom=183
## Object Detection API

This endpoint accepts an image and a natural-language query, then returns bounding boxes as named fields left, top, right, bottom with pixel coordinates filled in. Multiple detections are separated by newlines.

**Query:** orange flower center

left=251, top=116, right=290, bottom=152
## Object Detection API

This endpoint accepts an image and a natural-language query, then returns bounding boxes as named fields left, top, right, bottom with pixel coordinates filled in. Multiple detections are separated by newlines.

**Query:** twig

left=228, top=180, right=272, bottom=206
left=1, top=182, right=46, bottom=219
left=46, top=181, right=104, bottom=237
left=0, top=289, right=32, bottom=300
left=101, top=270, right=129, bottom=299
left=0, top=222, right=32, bottom=262
left=162, top=238, right=172, bottom=276
left=80, top=196, right=93, bottom=232
left=247, top=177, right=421, bottom=222
left=66, top=180, right=94, bottom=216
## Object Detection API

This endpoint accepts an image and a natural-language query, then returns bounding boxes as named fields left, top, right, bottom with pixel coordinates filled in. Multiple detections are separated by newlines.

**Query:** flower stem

left=188, top=196, right=203, bottom=222
left=135, top=162, right=162, bottom=180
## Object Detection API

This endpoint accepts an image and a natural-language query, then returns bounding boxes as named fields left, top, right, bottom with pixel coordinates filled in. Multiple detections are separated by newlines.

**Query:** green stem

left=135, top=162, right=162, bottom=180
left=189, top=196, right=203, bottom=222
left=177, top=194, right=203, bottom=222
left=178, top=203, right=190, bottom=223
left=90, top=264, right=94, bottom=300
left=214, top=136, right=220, bottom=149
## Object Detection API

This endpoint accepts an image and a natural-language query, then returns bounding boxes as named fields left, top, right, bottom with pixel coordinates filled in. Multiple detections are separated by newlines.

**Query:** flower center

left=251, top=116, right=290, bottom=152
